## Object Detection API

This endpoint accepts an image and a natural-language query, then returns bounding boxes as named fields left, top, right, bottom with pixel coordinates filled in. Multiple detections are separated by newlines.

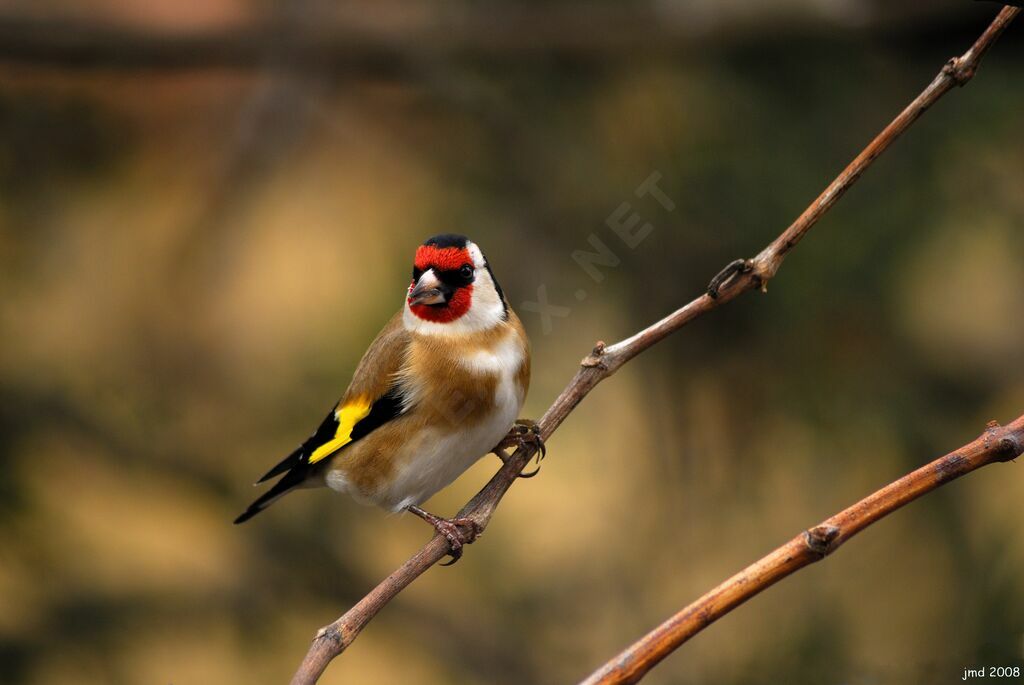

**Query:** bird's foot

left=406, top=505, right=481, bottom=565
left=494, top=419, right=546, bottom=477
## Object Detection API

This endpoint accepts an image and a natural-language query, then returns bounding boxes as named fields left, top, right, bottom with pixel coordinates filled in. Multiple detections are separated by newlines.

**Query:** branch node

left=981, top=420, right=1021, bottom=462
left=707, top=259, right=754, bottom=299
left=751, top=250, right=782, bottom=288
left=943, top=56, right=975, bottom=86
left=581, top=341, right=608, bottom=368
left=996, top=435, right=1022, bottom=463
left=804, top=524, right=840, bottom=558
left=314, top=624, right=345, bottom=649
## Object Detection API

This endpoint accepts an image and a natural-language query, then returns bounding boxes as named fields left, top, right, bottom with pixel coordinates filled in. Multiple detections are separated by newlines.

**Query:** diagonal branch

left=289, top=6, right=1020, bottom=684
left=580, top=416, right=1024, bottom=685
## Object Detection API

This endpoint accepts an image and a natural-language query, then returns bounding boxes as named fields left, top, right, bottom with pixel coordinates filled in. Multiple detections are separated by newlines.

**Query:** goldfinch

left=235, top=234, right=539, bottom=559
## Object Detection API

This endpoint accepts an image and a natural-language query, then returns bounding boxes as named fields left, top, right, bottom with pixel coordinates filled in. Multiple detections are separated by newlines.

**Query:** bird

left=234, top=233, right=543, bottom=561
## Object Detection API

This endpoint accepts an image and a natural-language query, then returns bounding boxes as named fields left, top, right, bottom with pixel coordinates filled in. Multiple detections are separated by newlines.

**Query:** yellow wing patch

left=308, top=398, right=372, bottom=465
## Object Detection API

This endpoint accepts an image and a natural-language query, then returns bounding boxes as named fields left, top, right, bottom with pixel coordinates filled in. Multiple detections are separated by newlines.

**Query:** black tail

left=255, top=446, right=303, bottom=484
left=251, top=406, right=341, bottom=486
left=237, top=406, right=344, bottom=523
left=233, top=468, right=306, bottom=524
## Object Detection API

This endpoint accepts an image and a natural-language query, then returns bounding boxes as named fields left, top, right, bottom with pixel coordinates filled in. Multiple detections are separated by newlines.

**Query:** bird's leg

left=406, top=505, right=481, bottom=565
left=493, top=419, right=547, bottom=477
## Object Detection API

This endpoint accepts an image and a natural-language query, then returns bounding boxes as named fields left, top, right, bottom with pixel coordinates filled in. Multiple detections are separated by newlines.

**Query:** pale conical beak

left=408, top=269, right=448, bottom=306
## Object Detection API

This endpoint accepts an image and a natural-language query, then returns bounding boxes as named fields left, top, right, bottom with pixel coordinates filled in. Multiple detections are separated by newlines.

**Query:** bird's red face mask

left=407, top=245, right=475, bottom=323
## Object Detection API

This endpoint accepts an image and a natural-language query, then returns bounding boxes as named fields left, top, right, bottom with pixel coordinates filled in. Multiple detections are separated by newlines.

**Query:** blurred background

left=1, top=1, right=1023, bottom=684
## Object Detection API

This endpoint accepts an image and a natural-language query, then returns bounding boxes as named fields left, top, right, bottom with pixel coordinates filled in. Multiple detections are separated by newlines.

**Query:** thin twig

left=580, top=416, right=1024, bottom=685
left=289, top=7, right=1019, bottom=684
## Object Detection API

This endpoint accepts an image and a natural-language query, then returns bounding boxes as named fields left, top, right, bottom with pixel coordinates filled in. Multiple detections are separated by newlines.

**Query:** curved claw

left=440, top=546, right=463, bottom=566
left=532, top=429, right=547, bottom=460
left=516, top=423, right=546, bottom=478
left=494, top=447, right=542, bottom=478
left=493, top=420, right=547, bottom=479
left=523, top=425, right=546, bottom=464
left=514, top=422, right=546, bottom=456
left=518, top=463, right=542, bottom=479
left=437, top=527, right=466, bottom=565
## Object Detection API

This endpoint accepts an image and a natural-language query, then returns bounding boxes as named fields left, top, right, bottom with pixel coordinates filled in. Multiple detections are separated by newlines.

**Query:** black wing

left=233, top=387, right=406, bottom=524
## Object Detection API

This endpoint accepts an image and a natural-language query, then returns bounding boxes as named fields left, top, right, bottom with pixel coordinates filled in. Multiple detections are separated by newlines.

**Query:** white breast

left=382, top=335, right=526, bottom=511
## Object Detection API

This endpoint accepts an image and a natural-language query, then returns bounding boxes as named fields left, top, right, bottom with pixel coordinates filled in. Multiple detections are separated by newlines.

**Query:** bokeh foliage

left=1, top=2, right=1022, bottom=684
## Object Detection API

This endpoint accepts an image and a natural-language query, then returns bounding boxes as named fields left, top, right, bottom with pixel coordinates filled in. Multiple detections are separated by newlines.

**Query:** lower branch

left=580, top=416, right=1024, bottom=685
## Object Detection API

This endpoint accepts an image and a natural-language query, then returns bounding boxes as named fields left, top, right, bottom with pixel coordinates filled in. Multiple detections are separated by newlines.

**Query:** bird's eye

left=459, top=264, right=474, bottom=280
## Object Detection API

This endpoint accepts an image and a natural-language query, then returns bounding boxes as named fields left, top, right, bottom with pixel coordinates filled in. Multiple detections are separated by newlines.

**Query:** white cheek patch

left=468, top=268, right=505, bottom=322
left=466, top=242, right=486, bottom=269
